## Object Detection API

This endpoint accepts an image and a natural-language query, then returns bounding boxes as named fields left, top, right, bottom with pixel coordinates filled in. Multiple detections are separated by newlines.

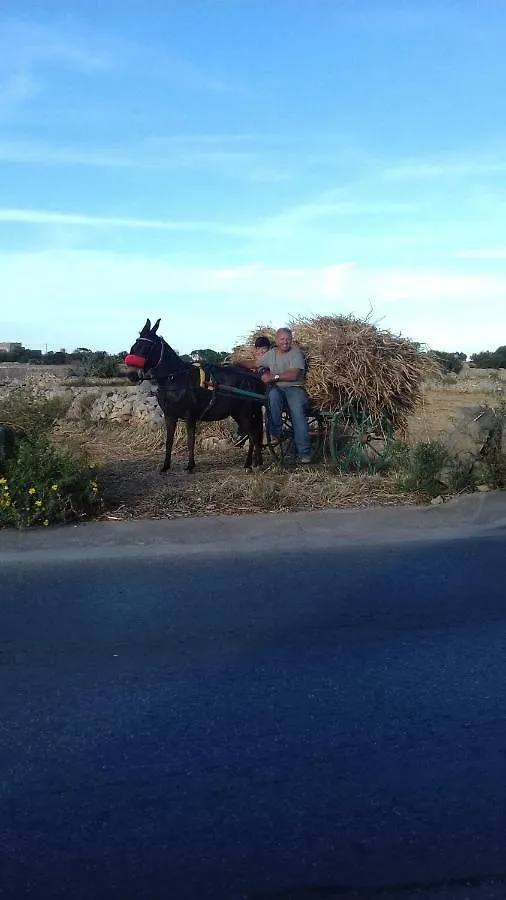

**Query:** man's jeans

left=268, top=386, right=310, bottom=456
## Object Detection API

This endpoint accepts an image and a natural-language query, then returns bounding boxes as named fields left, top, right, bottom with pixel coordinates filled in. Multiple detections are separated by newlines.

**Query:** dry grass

left=407, top=386, right=503, bottom=445
left=53, top=421, right=407, bottom=520
left=92, top=452, right=407, bottom=520
left=50, top=380, right=503, bottom=521
left=233, top=314, right=438, bottom=431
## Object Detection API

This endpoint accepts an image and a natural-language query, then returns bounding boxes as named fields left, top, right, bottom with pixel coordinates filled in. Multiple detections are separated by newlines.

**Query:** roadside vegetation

left=0, top=391, right=100, bottom=529
left=0, top=386, right=504, bottom=529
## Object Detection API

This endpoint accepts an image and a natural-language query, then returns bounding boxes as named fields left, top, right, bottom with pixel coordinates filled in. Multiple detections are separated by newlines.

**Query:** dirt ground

left=60, top=385, right=502, bottom=521
left=63, top=422, right=409, bottom=520
left=407, top=385, right=499, bottom=444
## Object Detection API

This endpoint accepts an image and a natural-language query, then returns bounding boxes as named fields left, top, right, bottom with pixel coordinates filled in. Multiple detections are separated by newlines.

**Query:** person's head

left=275, top=328, right=293, bottom=353
left=253, top=335, right=271, bottom=359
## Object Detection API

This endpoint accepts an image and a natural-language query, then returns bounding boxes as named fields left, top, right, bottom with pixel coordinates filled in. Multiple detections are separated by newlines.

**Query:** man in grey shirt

left=258, top=328, right=311, bottom=463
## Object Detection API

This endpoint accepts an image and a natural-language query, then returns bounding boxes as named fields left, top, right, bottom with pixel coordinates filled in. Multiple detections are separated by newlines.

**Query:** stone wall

left=0, top=363, right=77, bottom=384
left=82, top=380, right=164, bottom=426
left=0, top=373, right=164, bottom=427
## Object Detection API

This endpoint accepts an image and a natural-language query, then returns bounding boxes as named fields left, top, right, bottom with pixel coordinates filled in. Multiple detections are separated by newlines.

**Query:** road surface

left=1, top=508, right=506, bottom=899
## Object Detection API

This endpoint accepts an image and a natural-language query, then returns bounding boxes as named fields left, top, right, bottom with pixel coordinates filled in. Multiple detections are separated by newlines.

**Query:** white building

left=0, top=342, right=23, bottom=353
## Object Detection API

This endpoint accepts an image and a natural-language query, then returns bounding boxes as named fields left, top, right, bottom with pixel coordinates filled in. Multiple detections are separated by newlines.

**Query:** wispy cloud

left=0, top=140, right=133, bottom=168
left=0, top=135, right=291, bottom=181
left=0, top=15, right=237, bottom=125
left=253, top=186, right=416, bottom=240
left=3, top=248, right=505, bottom=353
left=0, top=207, right=252, bottom=237
left=1, top=18, right=117, bottom=74
left=455, top=246, right=506, bottom=260
left=0, top=72, right=42, bottom=117
left=0, top=17, right=116, bottom=120
left=382, top=154, right=506, bottom=182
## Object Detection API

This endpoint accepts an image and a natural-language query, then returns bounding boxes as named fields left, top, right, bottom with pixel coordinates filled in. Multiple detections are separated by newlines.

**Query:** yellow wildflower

left=51, top=484, right=58, bottom=492
left=43, top=519, right=49, bottom=526
left=0, top=477, right=7, bottom=485
left=28, top=487, right=36, bottom=495
left=35, top=499, right=43, bottom=508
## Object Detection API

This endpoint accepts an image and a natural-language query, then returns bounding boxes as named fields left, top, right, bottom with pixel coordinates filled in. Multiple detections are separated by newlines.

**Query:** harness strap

left=194, top=365, right=219, bottom=420
left=192, top=362, right=208, bottom=389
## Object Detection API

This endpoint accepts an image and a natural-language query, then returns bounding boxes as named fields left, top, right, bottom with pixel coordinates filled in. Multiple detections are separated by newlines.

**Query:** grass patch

left=0, top=388, right=101, bottom=529
left=397, top=440, right=451, bottom=498
left=193, top=469, right=404, bottom=514
left=76, top=391, right=101, bottom=422
left=0, top=388, right=70, bottom=438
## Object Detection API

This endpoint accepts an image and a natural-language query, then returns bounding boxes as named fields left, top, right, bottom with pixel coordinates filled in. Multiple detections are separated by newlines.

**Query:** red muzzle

left=124, top=354, right=146, bottom=369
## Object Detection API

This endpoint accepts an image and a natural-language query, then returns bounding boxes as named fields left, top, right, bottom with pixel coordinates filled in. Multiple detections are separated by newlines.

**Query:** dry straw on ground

left=233, top=314, right=439, bottom=431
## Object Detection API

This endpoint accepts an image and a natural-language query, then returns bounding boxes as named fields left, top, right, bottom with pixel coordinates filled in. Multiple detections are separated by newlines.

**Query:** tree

left=470, top=346, right=506, bottom=369
left=44, top=350, right=67, bottom=365
left=190, top=348, right=229, bottom=365
left=81, top=351, right=122, bottom=378
left=25, top=349, right=42, bottom=364
left=432, top=350, right=467, bottom=374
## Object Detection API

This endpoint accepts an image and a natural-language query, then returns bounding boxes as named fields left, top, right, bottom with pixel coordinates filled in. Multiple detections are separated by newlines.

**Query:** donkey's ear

left=152, top=318, right=161, bottom=334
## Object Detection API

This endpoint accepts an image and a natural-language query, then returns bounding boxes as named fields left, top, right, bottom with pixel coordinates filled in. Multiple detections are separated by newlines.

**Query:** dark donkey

left=125, top=318, right=265, bottom=473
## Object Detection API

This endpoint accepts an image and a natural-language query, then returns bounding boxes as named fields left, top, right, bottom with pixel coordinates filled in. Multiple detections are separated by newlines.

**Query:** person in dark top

left=233, top=335, right=271, bottom=447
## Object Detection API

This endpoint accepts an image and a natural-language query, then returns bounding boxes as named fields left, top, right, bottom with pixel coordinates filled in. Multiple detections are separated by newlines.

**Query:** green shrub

left=394, top=434, right=505, bottom=499
left=82, top=353, right=121, bottom=378
left=397, top=440, right=450, bottom=498
left=482, top=449, right=506, bottom=489
left=77, top=392, right=101, bottom=421
left=445, top=460, right=478, bottom=494
left=383, top=439, right=411, bottom=472
left=480, top=406, right=506, bottom=488
left=0, top=389, right=69, bottom=438
left=0, top=437, right=99, bottom=529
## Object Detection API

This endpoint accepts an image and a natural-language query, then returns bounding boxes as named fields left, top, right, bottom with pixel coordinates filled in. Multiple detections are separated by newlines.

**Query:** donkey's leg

left=161, top=415, right=177, bottom=473
left=241, top=407, right=262, bottom=470
left=252, top=410, right=264, bottom=467
left=244, top=439, right=254, bottom=470
left=233, top=407, right=252, bottom=470
left=186, top=417, right=196, bottom=473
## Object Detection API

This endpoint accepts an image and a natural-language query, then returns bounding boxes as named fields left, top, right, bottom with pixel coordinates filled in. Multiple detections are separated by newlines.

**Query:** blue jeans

left=268, top=386, right=310, bottom=456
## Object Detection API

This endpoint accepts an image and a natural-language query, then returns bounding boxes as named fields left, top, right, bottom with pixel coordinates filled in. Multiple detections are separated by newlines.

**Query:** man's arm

left=261, top=368, right=303, bottom=384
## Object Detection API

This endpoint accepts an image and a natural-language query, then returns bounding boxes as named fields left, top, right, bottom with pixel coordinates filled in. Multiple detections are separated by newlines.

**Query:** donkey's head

left=124, top=318, right=162, bottom=377
left=124, top=318, right=188, bottom=381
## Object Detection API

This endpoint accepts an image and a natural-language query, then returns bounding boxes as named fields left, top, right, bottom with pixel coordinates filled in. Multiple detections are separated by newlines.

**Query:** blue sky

left=1, top=0, right=505, bottom=354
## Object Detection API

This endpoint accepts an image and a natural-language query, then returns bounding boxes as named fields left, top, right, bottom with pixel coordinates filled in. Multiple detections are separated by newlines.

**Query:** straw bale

left=232, top=314, right=439, bottom=431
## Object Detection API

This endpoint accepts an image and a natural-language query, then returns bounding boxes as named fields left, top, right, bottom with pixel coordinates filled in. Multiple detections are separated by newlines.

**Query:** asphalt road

left=2, top=533, right=506, bottom=899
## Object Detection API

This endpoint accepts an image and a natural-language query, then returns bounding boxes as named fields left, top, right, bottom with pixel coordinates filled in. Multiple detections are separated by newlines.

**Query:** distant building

left=0, top=342, right=23, bottom=353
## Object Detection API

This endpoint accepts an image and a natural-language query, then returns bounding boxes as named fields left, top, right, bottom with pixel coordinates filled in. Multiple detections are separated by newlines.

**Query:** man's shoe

left=299, top=455, right=313, bottom=464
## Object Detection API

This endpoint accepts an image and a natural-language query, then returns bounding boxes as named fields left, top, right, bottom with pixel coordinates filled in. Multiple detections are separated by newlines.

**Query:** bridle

left=133, top=335, right=194, bottom=384
left=135, top=336, right=165, bottom=371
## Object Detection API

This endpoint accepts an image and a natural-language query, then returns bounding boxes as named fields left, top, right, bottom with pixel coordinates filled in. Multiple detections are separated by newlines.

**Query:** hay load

left=233, top=314, right=438, bottom=431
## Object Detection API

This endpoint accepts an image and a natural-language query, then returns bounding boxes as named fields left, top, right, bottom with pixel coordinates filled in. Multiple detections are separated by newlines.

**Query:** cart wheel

left=330, top=405, right=393, bottom=473
left=267, top=407, right=324, bottom=464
